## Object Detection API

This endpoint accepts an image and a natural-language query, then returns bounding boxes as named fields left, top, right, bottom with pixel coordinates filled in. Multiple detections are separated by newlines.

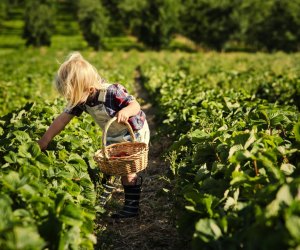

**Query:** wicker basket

left=94, top=117, right=149, bottom=176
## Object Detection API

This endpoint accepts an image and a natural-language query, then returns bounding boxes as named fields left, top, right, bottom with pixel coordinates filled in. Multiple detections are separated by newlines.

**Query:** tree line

left=1, top=0, right=300, bottom=52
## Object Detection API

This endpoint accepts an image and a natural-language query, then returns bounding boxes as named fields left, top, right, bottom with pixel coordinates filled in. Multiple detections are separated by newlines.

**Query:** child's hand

left=115, top=100, right=140, bottom=123
left=116, top=109, right=130, bottom=123
left=37, top=139, right=48, bottom=151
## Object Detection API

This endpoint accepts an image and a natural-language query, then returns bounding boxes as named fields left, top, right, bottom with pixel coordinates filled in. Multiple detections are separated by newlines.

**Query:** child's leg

left=99, top=174, right=116, bottom=206
left=121, top=173, right=137, bottom=185
left=112, top=174, right=142, bottom=219
left=111, top=120, right=149, bottom=218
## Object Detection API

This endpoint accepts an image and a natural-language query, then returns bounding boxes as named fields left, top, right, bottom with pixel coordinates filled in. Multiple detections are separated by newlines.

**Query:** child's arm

left=38, top=112, right=74, bottom=150
left=116, top=100, right=140, bottom=123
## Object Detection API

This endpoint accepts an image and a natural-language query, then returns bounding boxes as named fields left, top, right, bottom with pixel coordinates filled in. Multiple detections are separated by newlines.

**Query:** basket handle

left=102, top=117, right=136, bottom=159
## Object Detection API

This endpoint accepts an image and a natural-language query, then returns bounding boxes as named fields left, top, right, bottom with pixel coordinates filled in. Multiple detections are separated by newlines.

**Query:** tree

left=235, top=0, right=300, bottom=52
left=0, top=0, right=8, bottom=26
left=77, top=0, right=109, bottom=50
left=118, top=0, right=181, bottom=50
left=23, top=0, right=55, bottom=47
left=101, top=0, right=126, bottom=36
left=180, top=0, right=238, bottom=51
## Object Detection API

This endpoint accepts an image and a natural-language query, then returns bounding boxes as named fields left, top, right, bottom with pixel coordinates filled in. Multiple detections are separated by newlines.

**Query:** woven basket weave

left=94, top=117, right=149, bottom=176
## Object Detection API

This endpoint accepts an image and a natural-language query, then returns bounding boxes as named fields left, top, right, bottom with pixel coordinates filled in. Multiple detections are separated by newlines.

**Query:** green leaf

left=259, top=109, right=270, bottom=124
left=13, top=226, right=45, bottom=249
left=1, top=163, right=10, bottom=169
left=230, top=171, right=248, bottom=186
left=60, top=204, right=83, bottom=227
left=224, top=197, right=236, bottom=211
left=13, top=209, right=31, bottom=219
left=188, top=129, right=210, bottom=143
left=232, top=132, right=250, bottom=146
left=19, top=165, right=41, bottom=179
left=4, top=151, right=18, bottom=163
left=58, top=225, right=81, bottom=250
left=185, top=205, right=201, bottom=213
left=266, top=185, right=293, bottom=218
left=224, top=97, right=240, bottom=111
left=293, top=121, right=300, bottom=142
left=0, top=194, right=13, bottom=231
left=265, top=200, right=280, bottom=218
left=68, top=154, right=87, bottom=170
left=68, top=183, right=81, bottom=196
left=230, top=149, right=253, bottom=163
left=55, top=193, right=69, bottom=215
left=276, top=184, right=293, bottom=206
left=19, top=184, right=37, bottom=198
left=58, top=149, right=68, bottom=161
left=1, top=171, right=24, bottom=191
left=36, top=154, right=52, bottom=166
left=18, top=143, right=32, bottom=158
left=228, top=144, right=243, bottom=159
left=194, top=218, right=222, bottom=242
left=80, top=178, right=96, bottom=202
left=28, top=142, right=41, bottom=158
left=280, top=163, right=295, bottom=176
left=13, top=131, right=31, bottom=142
left=285, top=215, right=300, bottom=241
left=258, top=155, right=283, bottom=182
left=244, top=128, right=257, bottom=150
left=269, top=113, right=290, bottom=127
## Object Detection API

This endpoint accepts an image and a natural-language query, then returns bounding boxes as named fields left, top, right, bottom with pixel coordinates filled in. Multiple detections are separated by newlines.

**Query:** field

left=1, top=10, right=300, bottom=249
left=140, top=53, right=300, bottom=249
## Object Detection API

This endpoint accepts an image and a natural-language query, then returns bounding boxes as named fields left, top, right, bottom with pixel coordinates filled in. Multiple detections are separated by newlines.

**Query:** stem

left=283, top=155, right=289, bottom=164
left=254, top=160, right=259, bottom=176
left=216, top=152, right=221, bottom=162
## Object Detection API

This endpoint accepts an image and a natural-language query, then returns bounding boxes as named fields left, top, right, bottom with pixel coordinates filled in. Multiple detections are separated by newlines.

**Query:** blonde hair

left=55, top=52, right=102, bottom=108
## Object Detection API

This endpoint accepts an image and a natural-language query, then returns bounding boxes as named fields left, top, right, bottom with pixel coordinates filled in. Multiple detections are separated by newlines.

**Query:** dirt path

left=94, top=68, right=181, bottom=250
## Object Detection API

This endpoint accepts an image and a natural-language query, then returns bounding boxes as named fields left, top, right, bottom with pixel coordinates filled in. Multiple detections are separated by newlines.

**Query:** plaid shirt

left=64, top=84, right=146, bottom=131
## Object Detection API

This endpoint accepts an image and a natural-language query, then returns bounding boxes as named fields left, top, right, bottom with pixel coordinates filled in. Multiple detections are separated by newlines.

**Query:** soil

left=94, top=68, right=183, bottom=250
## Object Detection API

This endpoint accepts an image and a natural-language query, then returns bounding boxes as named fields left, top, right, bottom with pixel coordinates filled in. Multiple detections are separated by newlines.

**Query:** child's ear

left=89, top=87, right=95, bottom=93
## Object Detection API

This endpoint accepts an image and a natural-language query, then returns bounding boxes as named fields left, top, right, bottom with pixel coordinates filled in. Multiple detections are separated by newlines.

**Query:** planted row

left=141, top=57, right=300, bottom=249
left=0, top=49, right=140, bottom=115
left=0, top=101, right=103, bottom=249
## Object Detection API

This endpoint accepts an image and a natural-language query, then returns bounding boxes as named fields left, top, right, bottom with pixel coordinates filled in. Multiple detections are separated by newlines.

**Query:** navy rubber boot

left=111, top=177, right=142, bottom=219
left=98, top=175, right=116, bottom=206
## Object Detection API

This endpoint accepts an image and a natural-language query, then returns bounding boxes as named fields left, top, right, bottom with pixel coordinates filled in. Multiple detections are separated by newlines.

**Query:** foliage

left=3, top=0, right=300, bottom=51
left=101, top=0, right=126, bottom=36
left=23, top=0, right=55, bottom=47
left=0, top=49, right=140, bottom=116
left=141, top=53, right=300, bottom=249
left=180, top=0, right=238, bottom=51
left=118, top=0, right=181, bottom=50
left=1, top=45, right=300, bottom=248
left=0, top=48, right=148, bottom=248
left=77, top=0, right=109, bottom=50
left=0, top=101, right=101, bottom=249
left=0, top=49, right=59, bottom=116
left=0, top=0, right=8, bottom=25
left=234, top=0, right=300, bottom=52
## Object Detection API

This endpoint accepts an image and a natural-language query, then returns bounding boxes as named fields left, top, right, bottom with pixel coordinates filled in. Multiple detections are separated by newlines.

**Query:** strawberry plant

left=0, top=100, right=102, bottom=249
left=141, top=54, right=300, bottom=249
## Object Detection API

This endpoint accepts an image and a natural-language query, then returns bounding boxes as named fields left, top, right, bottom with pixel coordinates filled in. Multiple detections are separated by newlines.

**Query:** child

left=38, top=52, right=150, bottom=219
